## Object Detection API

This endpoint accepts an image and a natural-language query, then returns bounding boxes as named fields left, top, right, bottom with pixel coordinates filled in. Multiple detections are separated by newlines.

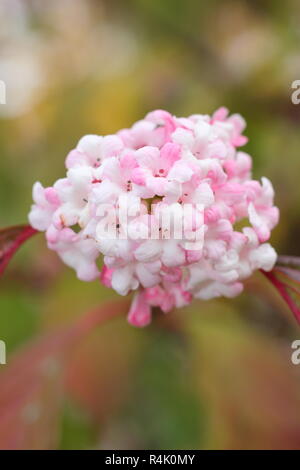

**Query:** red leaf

left=261, top=269, right=300, bottom=323
left=0, top=225, right=38, bottom=277
left=0, top=298, right=128, bottom=449
left=65, top=313, right=139, bottom=425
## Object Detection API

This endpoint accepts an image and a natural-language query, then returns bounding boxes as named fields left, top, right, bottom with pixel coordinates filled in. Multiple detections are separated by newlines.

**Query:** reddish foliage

left=261, top=255, right=300, bottom=324
left=0, top=225, right=38, bottom=277
left=0, top=299, right=129, bottom=449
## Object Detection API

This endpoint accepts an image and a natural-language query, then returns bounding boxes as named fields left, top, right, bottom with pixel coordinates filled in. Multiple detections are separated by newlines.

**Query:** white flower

left=29, top=108, right=279, bottom=326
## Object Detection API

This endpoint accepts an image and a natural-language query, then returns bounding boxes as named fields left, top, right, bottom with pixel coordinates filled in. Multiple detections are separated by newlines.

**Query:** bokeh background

left=1, top=0, right=300, bottom=450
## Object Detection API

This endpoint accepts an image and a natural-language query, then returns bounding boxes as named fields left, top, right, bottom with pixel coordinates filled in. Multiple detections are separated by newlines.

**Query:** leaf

left=64, top=317, right=140, bottom=428
left=0, top=225, right=38, bottom=277
left=261, top=264, right=300, bottom=324
left=0, top=298, right=129, bottom=449
left=274, top=266, right=300, bottom=284
left=0, top=332, right=66, bottom=449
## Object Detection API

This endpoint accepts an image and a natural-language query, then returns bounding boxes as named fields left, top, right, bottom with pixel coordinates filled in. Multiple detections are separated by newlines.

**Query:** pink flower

left=29, top=108, right=279, bottom=327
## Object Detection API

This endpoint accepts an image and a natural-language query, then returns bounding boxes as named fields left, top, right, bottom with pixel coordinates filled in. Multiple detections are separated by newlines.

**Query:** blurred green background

left=1, top=0, right=300, bottom=450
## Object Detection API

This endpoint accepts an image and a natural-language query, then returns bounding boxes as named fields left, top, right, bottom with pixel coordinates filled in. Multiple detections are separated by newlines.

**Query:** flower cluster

left=29, top=108, right=279, bottom=326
